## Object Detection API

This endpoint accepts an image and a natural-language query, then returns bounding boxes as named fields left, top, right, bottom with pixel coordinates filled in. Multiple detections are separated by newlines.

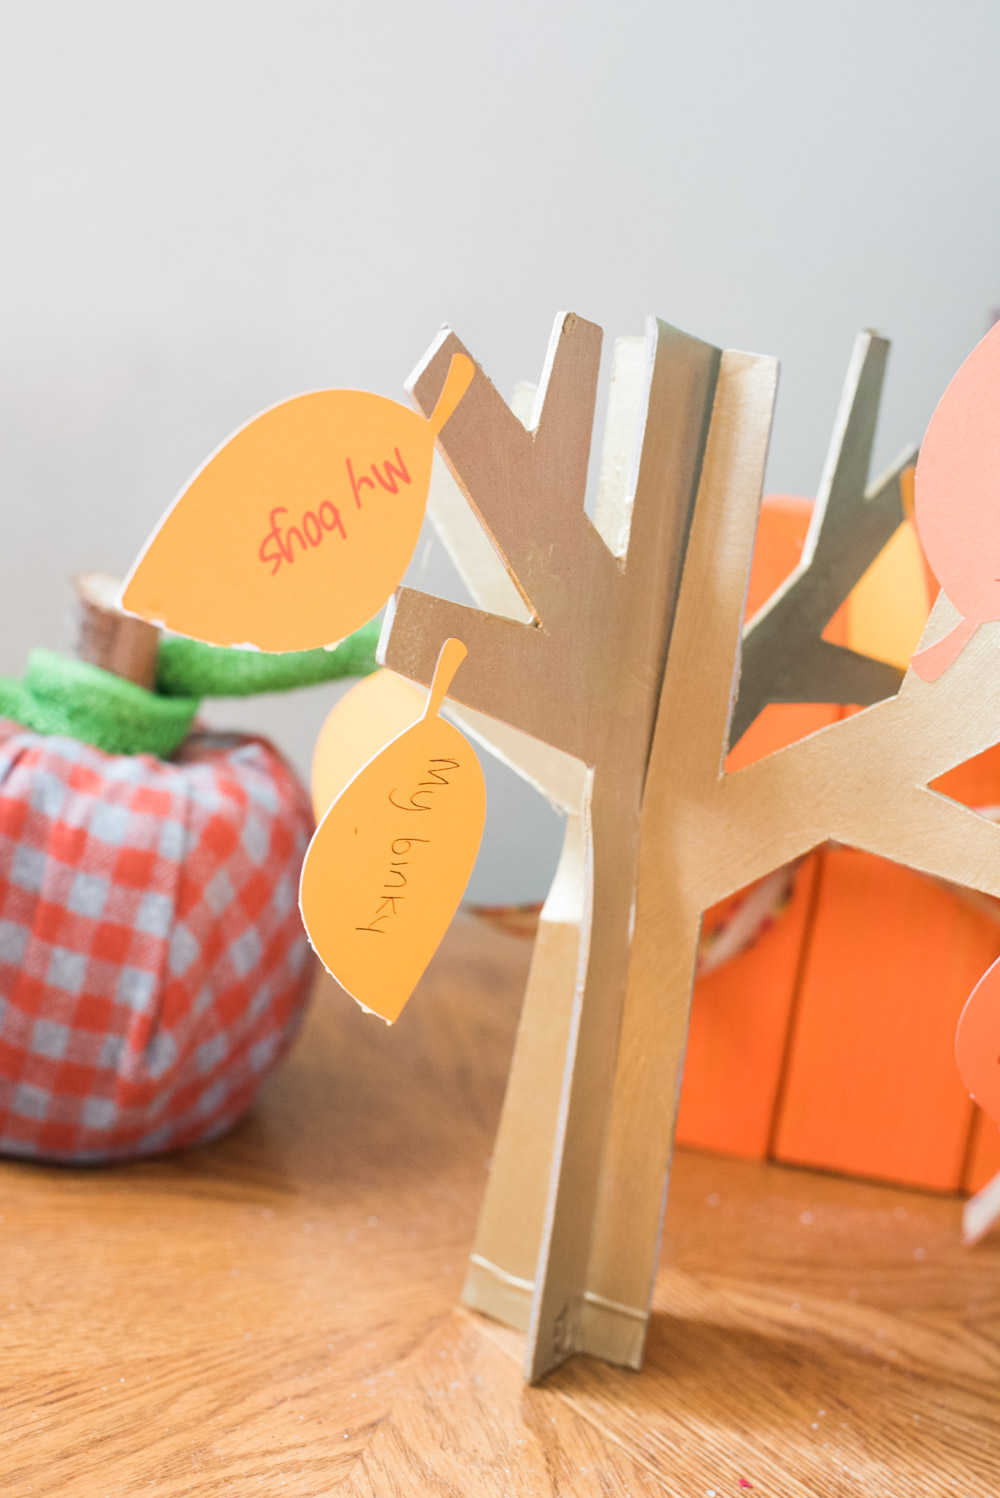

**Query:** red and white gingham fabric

left=0, top=719, right=315, bottom=1162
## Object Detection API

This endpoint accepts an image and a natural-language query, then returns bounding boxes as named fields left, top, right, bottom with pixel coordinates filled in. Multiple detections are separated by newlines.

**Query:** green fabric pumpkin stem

left=155, top=617, right=381, bottom=698
left=0, top=618, right=382, bottom=760
left=0, top=651, right=200, bottom=759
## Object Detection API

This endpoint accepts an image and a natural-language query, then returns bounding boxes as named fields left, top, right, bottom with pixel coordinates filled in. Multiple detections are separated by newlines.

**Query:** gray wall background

left=1, top=1, right=998, bottom=900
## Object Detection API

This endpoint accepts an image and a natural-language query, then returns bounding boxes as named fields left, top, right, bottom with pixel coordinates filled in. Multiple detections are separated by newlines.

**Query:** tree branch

left=731, top=331, right=916, bottom=744
left=767, top=636, right=906, bottom=707
left=378, top=586, right=577, bottom=750
left=406, top=315, right=620, bottom=620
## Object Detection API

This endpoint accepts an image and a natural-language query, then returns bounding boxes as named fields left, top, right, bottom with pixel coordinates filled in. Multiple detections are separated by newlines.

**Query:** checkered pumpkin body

left=0, top=720, right=315, bottom=1161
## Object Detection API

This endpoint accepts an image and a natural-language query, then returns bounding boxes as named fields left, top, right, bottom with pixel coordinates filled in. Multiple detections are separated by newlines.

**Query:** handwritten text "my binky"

left=355, top=759, right=460, bottom=935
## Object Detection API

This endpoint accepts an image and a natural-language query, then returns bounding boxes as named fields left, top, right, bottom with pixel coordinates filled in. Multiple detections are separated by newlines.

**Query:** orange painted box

left=675, top=496, right=1000, bottom=1194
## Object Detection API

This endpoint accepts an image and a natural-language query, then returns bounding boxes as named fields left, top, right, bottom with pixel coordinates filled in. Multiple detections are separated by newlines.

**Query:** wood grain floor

left=1, top=914, right=997, bottom=1496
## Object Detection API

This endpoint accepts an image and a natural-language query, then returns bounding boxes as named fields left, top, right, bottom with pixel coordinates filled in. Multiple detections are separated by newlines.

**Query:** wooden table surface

left=2, top=914, right=998, bottom=1496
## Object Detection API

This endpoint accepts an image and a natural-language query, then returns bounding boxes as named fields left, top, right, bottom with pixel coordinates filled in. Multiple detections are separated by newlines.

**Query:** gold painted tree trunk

left=382, top=313, right=720, bottom=1378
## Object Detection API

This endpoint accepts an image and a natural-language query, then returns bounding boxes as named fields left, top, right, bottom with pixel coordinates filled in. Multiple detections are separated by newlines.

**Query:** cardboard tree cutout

left=381, top=314, right=1000, bottom=1381
left=124, top=309, right=1000, bottom=1383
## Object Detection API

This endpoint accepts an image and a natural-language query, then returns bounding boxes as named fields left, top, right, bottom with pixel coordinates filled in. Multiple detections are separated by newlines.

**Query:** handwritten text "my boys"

left=258, top=448, right=412, bottom=576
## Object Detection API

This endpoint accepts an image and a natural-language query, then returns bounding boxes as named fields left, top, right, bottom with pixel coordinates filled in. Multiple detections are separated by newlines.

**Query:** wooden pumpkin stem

left=73, top=572, right=160, bottom=690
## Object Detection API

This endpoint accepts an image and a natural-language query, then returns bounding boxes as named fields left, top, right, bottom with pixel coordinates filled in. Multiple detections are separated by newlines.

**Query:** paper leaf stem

left=956, top=956, right=1000, bottom=1126
left=121, top=354, right=474, bottom=652
left=299, top=638, right=485, bottom=1024
left=911, top=320, right=1000, bottom=681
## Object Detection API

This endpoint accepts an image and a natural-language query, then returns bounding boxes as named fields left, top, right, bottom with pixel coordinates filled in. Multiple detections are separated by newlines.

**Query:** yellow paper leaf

left=121, top=354, right=474, bottom=652
left=311, top=668, right=428, bottom=822
left=300, top=639, right=486, bottom=1023
left=846, top=518, right=932, bottom=671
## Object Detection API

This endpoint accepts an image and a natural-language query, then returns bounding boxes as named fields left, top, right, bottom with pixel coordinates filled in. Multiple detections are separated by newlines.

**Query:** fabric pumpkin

left=0, top=718, right=314, bottom=1162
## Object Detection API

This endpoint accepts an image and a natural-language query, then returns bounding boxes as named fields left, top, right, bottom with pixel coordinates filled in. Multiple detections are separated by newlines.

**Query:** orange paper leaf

left=311, top=668, right=428, bottom=822
left=121, top=354, right=474, bottom=652
left=299, top=639, right=486, bottom=1023
left=911, top=321, right=1000, bottom=681
left=956, top=956, right=1000, bottom=1126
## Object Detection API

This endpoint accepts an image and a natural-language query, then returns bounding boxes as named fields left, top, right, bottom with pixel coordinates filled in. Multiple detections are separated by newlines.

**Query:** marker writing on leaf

left=258, top=449, right=415, bottom=576
left=355, top=758, right=463, bottom=935
left=299, top=638, right=486, bottom=1024
left=910, top=320, right=1000, bottom=682
left=258, top=501, right=348, bottom=575
left=120, top=352, right=475, bottom=652
left=354, top=835, right=429, bottom=935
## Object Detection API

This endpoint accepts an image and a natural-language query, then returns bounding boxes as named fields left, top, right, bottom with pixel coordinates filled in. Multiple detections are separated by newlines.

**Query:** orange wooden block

left=676, top=856, right=820, bottom=1158
left=932, top=744, right=1000, bottom=814
left=682, top=493, right=1000, bottom=1193
left=772, top=848, right=1000, bottom=1191
left=772, top=656, right=999, bottom=1192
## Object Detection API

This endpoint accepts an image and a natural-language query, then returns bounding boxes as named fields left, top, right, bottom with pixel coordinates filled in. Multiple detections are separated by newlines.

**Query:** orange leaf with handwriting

left=121, top=354, right=474, bottom=652
left=300, top=640, right=485, bottom=1023
left=911, top=321, right=1000, bottom=681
